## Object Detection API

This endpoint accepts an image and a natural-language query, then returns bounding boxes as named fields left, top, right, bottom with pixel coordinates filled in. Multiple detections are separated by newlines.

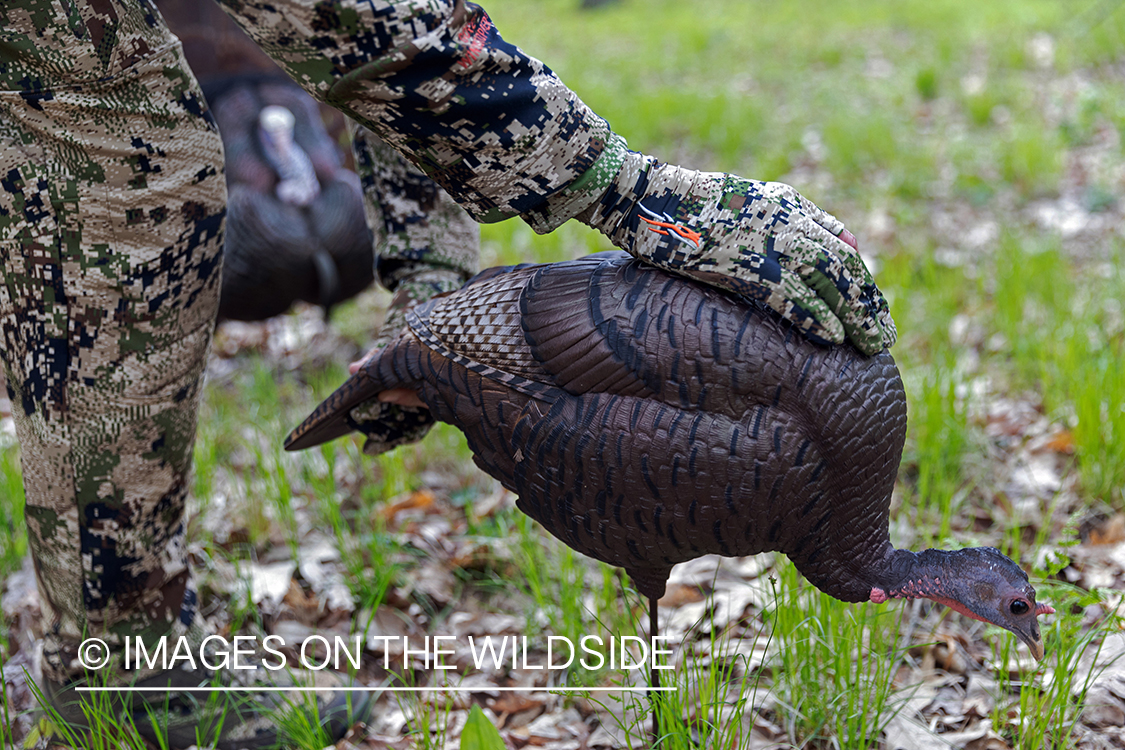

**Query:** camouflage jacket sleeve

left=217, top=0, right=615, bottom=232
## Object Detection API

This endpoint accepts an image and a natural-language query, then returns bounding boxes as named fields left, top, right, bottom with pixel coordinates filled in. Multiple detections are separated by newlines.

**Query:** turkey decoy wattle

left=285, top=252, right=1054, bottom=666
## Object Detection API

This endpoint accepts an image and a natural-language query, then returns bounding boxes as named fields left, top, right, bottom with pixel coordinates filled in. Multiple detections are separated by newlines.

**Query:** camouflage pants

left=1, top=0, right=485, bottom=685
left=0, top=2, right=225, bottom=683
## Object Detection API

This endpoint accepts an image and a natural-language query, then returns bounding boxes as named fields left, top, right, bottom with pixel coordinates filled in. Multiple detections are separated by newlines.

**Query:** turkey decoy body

left=287, top=252, right=1053, bottom=664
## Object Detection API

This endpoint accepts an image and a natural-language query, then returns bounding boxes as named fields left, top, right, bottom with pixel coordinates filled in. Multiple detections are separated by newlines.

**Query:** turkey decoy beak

left=1019, top=600, right=1054, bottom=661
left=1015, top=623, right=1047, bottom=661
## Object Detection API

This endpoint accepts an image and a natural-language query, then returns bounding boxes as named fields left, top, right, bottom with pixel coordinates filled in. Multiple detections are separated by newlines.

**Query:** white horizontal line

left=76, top=686, right=678, bottom=693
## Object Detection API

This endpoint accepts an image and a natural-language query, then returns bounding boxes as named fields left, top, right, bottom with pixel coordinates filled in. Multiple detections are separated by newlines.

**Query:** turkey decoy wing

left=282, top=261, right=545, bottom=450
left=286, top=253, right=905, bottom=598
left=283, top=254, right=690, bottom=450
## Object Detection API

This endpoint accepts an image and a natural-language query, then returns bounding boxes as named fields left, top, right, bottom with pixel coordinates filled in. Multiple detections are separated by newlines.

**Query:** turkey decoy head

left=869, top=546, right=1055, bottom=660
left=257, top=104, right=321, bottom=207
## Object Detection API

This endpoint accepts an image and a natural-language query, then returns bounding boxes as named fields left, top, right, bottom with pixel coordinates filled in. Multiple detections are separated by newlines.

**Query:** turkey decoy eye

left=1010, top=600, right=1030, bottom=615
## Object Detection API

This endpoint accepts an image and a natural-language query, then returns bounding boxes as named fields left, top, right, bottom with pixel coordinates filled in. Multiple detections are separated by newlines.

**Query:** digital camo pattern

left=216, top=0, right=895, bottom=354
left=348, top=124, right=478, bottom=453
left=579, top=145, right=899, bottom=355
left=351, top=123, right=479, bottom=296
left=0, top=1, right=222, bottom=683
left=217, top=0, right=613, bottom=225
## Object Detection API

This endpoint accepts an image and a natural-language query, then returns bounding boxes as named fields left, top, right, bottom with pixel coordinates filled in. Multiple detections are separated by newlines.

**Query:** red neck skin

left=868, top=579, right=991, bottom=624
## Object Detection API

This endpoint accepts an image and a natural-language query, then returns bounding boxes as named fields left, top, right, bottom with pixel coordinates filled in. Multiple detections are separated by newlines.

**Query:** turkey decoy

left=205, top=75, right=374, bottom=321
left=286, top=252, right=1053, bottom=705
left=155, top=0, right=375, bottom=321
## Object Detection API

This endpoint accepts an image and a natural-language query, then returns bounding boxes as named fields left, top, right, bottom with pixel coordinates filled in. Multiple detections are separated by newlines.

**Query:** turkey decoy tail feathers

left=285, top=368, right=388, bottom=451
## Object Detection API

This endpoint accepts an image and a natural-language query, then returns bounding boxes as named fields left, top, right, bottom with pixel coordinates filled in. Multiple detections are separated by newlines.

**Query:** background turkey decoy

left=204, top=75, right=373, bottom=321
left=157, top=0, right=374, bottom=321
left=286, top=252, right=1054, bottom=694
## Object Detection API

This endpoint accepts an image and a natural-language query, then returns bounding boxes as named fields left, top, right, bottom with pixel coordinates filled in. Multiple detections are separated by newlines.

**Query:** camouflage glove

left=347, top=268, right=465, bottom=455
left=540, top=134, right=896, bottom=355
left=344, top=129, right=478, bottom=455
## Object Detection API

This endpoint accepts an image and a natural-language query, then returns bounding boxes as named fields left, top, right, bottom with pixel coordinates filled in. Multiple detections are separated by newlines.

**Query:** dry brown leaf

left=365, top=703, right=411, bottom=739
left=490, top=692, right=545, bottom=718
left=408, top=560, right=456, bottom=607
left=380, top=489, right=435, bottom=522
left=410, top=517, right=456, bottom=555
left=360, top=606, right=418, bottom=655
left=299, top=551, right=356, bottom=614
left=1042, top=428, right=1077, bottom=454
left=1008, top=453, right=1062, bottom=500
left=447, top=610, right=522, bottom=639
left=470, top=486, right=517, bottom=520
left=248, top=559, right=297, bottom=609
left=271, top=618, right=316, bottom=648
left=962, top=673, right=998, bottom=720
left=658, top=583, right=707, bottom=608
left=585, top=723, right=628, bottom=749
left=932, top=638, right=971, bottom=675
left=983, top=396, right=1041, bottom=437
left=212, top=320, right=271, bottom=357
left=281, top=577, right=320, bottom=621
left=450, top=538, right=514, bottom=571
left=513, top=706, right=562, bottom=742
left=884, top=714, right=945, bottom=750
left=1075, top=726, right=1125, bottom=750
left=1088, top=515, right=1125, bottom=546
left=941, top=719, right=1011, bottom=750
left=1082, top=685, right=1125, bottom=728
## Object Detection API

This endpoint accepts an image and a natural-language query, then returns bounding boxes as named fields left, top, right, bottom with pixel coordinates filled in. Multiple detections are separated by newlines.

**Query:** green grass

left=0, top=446, right=25, bottom=578
left=902, top=360, right=974, bottom=543
left=511, top=512, right=637, bottom=685
left=593, top=588, right=773, bottom=749
left=766, top=563, right=912, bottom=750
left=987, top=236, right=1125, bottom=509
left=0, top=659, right=14, bottom=750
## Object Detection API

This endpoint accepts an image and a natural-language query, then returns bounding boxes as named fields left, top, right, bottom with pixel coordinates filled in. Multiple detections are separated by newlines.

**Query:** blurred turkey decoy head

left=205, top=75, right=373, bottom=322
left=156, top=0, right=374, bottom=322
